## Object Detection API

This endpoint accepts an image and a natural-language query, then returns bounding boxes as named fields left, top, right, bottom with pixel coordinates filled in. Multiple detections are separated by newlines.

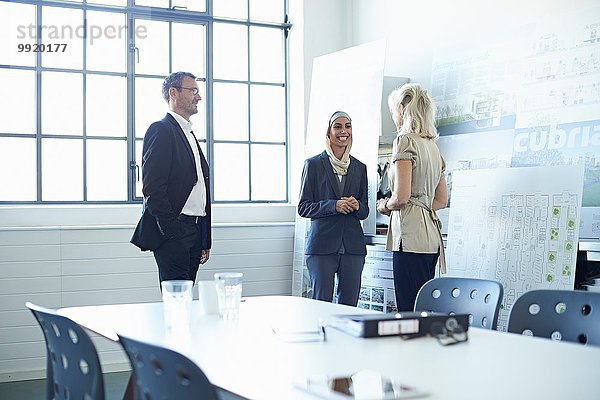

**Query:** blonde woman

left=377, top=83, right=448, bottom=311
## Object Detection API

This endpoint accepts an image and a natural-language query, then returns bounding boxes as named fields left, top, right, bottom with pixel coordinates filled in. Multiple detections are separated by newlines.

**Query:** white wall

left=352, top=0, right=600, bottom=86
left=0, top=205, right=296, bottom=381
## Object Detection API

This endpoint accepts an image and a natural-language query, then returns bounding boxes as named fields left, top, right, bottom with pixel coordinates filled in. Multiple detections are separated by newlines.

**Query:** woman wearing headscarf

left=377, top=83, right=448, bottom=311
left=298, top=111, right=369, bottom=306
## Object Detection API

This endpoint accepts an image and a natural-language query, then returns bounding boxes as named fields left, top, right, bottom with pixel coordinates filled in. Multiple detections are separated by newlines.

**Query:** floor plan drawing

left=446, top=166, right=583, bottom=330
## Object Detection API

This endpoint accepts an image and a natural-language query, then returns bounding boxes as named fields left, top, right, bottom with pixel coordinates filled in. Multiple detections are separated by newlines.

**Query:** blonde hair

left=387, top=83, right=438, bottom=139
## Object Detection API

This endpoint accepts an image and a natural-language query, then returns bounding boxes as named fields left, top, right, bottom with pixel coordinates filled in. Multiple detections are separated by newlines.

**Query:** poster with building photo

left=358, top=246, right=397, bottom=312
left=430, top=41, right=524, bottom=233
left=430, top=41, right=523, bottom=134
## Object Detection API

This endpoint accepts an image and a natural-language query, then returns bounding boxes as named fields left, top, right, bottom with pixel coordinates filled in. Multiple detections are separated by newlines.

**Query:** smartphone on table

left=295, top=370, right=427, bottom=399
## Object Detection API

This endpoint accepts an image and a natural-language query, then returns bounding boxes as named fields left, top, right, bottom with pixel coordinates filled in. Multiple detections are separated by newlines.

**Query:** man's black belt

left=178, top=214, right=202, bottom=224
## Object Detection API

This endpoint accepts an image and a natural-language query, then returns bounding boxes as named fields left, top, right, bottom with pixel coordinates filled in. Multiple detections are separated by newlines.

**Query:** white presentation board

left=446, top=165, right=584, bottom=330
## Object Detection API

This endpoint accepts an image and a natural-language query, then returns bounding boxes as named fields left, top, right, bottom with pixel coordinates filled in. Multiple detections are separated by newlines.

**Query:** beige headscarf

left=325, top=111, right=352, bottom=176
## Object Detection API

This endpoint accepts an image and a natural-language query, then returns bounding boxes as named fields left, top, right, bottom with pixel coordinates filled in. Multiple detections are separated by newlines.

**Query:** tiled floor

left=0, top=371, right=131, bottom=400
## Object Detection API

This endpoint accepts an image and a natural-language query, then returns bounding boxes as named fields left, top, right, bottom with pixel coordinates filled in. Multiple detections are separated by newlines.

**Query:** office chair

left=414, top=277, right=504, bottom=330
left=507, top=289, right=600, bottom=345
left=118, top=334, right=219, bottom=400
left=26, top=302, right=105, bottom=400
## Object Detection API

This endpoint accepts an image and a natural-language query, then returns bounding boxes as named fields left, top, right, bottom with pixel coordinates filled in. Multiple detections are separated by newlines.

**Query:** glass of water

left=161, top=280, right=193, bottom=332
left=214, top=272, right=243, bottom=320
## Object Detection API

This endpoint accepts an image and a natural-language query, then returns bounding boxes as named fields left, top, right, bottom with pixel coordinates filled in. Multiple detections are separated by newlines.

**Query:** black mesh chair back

left=414, top=277, right=504, bottom=330
left=118, top=334, right=219, bottom=400
left=26, top=302, right=105, bottom=400
left=507, top=289, right=600, bottom=345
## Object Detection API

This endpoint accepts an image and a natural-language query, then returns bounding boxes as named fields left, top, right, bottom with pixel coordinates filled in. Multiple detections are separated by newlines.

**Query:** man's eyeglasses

left=174, top=86, right=200, bottom=96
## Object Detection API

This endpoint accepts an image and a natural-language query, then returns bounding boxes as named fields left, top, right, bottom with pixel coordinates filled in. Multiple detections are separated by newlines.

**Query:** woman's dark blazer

left=298, top=151, right=369, bottom=255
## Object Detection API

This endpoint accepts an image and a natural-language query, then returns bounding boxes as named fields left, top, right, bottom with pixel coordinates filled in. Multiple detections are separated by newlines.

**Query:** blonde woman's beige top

left=385, top=133, right=446, bottom=271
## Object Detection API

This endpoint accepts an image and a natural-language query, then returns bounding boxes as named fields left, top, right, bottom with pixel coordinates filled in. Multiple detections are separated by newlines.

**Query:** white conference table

left=59, top=295, right=600, bottom=400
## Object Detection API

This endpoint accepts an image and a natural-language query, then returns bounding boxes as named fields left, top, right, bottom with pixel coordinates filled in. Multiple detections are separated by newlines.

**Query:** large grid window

left=0, top=0, right=290, bottom=203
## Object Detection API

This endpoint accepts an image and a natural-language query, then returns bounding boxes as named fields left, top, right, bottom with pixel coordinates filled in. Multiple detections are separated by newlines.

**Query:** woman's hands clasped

left=336, top=196, right=360, bottom=214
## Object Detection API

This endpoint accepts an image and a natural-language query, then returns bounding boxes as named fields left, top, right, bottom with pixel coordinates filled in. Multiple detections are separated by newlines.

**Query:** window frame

left=0, top=0, right=291, bottom=205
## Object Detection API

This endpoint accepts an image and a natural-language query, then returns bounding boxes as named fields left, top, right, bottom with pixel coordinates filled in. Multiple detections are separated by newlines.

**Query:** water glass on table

left=214, top=272, right=243, bottom=320
left=161, top=280, right=193, bottom=332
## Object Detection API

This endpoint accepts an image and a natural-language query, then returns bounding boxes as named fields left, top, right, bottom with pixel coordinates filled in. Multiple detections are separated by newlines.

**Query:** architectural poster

left=446, top=166, right=584, bottom=330
left=358, top=245, right=397, bottom=313
left=432, top=7, right=600, bottom=238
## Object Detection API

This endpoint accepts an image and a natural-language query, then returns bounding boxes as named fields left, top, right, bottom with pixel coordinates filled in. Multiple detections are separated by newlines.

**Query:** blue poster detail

left=511, top=119, right=600, bottom=206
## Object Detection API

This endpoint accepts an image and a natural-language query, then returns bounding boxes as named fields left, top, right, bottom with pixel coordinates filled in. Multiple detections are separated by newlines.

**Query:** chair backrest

left=26, top=302, right=105, bottom=400
left=414, top=277, right=504, bottom=330
left=118, top=334, right=219, bottom=400
left=507, top=289, right=600, bottom=345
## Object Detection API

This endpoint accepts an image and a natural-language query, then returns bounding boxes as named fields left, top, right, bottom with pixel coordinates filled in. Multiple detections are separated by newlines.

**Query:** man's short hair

left=162, top=71, right=197, bottom=102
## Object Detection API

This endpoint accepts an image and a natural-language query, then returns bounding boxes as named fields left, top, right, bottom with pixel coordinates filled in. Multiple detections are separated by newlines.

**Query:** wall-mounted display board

left=446, top=166, right=584, bottom=330
left=433, top=7, right=600, bottom=239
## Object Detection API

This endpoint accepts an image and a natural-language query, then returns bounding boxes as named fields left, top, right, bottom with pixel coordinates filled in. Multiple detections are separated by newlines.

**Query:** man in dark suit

left=298, top=111, right=369, bottom=306
left=131, top=71, right=211, bottom=285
